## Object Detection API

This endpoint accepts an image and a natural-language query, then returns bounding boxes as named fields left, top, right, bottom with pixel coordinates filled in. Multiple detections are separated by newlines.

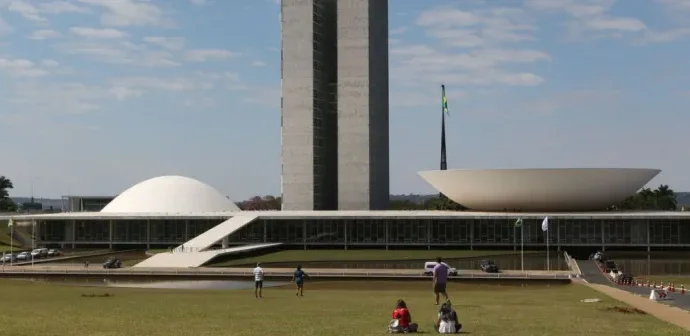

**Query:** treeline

left=237, top=185, right=680, bottom=212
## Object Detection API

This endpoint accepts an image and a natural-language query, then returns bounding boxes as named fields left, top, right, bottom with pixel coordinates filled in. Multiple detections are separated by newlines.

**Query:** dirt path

left=583, top=282, right=690, bottom=331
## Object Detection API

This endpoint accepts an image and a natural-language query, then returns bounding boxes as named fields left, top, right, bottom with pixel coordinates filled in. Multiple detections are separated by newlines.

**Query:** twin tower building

left=280, top=0, right=390, bottom=211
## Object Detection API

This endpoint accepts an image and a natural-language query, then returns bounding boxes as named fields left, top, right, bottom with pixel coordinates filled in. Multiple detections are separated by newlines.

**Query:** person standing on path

left=433, top=257, right=450, bottom=305
left=253, top=262, right=264, bottom=299
left=291, top=265, right=309, bottom=296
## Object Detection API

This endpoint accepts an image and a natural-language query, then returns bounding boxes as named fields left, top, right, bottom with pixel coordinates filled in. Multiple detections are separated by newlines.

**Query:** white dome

left=101, top=175, right=241, bottom=213
left=418, top=168, right=661, bottom=211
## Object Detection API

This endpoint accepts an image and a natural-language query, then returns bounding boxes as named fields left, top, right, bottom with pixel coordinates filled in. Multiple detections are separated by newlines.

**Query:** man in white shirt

left=253, top=262, right=264, bottom=299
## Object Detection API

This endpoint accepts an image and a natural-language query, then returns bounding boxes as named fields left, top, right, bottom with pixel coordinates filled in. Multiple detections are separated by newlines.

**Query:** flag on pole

left=7, top=218, right=13, bottom=228
left=541, top=216, right=549, bottom=232
left=514, top=217, right=523, bottom=227
left=441, top=84, right=449, bottom=116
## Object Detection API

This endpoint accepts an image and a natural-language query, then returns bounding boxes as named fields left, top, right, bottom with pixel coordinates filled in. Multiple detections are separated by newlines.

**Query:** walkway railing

left=0, top=267, right=571, bottom=279
left=563, top=251, right=582, bottom=276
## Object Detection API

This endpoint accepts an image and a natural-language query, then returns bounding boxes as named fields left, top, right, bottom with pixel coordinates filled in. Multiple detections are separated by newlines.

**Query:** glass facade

left=36, top=216, right=690, bottom=248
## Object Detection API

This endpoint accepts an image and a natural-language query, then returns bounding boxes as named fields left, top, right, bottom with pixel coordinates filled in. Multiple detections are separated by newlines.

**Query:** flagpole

left=546, top=227, right=550, bottom=271
left=10, top=224, right=13, bottom=266
left=521, top=223, right=524, bottom=272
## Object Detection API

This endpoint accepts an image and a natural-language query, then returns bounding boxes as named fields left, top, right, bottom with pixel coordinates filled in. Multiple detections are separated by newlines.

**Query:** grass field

left=208, top=249, right=534, bottom=267
left=0, top=280, right=683, bottom=336
left=0, top=229, right=24, bottom=251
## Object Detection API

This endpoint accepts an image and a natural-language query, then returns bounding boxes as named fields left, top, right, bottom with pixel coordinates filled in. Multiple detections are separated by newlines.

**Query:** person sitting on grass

left=291, top=265, right=310, bottom=296
left=435, top=301, right=462, bottom=333
left=389, top=299, right=418, bottom=333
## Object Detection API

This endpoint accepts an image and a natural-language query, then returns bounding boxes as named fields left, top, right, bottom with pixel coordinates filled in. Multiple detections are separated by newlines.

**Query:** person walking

left=291, top=265, right=309, bottom=296
left=432, top=257, right=450, bottom=305
left=253, top=262, right=264, bottom=299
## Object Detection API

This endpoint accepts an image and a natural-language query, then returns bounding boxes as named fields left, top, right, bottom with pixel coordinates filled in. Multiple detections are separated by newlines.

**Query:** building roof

left=418, top=168, right=661, bottom=211
left=100, top=175, right=240, bottom=213
left=4, top=210, right=690, bottom=221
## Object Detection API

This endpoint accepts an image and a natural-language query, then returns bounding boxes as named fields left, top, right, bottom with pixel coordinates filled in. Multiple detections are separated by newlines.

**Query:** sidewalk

left=584, top=283, right=690, bottom=331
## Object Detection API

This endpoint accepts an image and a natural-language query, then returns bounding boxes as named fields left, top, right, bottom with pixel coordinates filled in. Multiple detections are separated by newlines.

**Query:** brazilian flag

left=442, top=84, right=449, bottom=115
left=515, top=217, right=523, bottom=227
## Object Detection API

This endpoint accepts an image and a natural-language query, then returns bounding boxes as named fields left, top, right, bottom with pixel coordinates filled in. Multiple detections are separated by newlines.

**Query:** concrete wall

left=281, top=0, right=317, bottom=210
left=337, top=0, right=389, bottom=210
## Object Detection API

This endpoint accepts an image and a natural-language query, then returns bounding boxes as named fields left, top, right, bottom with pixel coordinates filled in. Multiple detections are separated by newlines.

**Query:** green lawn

left=209, top=249, right=535, bottom=267
left=0, top=229, right=24, bottom=250
left=0, top=280, right=683, bottom=336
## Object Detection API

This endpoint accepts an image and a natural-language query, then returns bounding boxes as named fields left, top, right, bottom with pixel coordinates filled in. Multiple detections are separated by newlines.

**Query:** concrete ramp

left=133, top=243, right=281, bottom=268
left=183, top=215, right=258, bottom=251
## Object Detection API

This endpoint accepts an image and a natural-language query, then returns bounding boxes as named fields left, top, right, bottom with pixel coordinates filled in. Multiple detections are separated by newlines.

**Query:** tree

left=0, top=176, right=16, bottom=211
left=237, top=195, right=282, bottom=210
left=619, top=184, right=677, bottom=211
left=423, top=195, right=467, bottom=211
left=388, top=199, right=422, bottom=210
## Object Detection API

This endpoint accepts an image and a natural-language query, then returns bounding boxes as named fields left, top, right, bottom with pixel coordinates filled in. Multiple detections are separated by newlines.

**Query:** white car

left=16, top=252, right=30, bottom=261
left=423, top=261, right=459, bottom=276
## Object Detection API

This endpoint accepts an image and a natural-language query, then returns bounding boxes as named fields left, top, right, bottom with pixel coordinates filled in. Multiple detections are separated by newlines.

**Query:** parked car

left=422, top=261, right=458, bottom=276
left=16, top=251, right=31, bottom=261
left=30, top=248, right=48, bottom=259
left=103, top=258, right=122, bottom=269
left=1, top=254, right=16, bottom=263
left=604, top=260, right=617, bottom=272
left=480, top=260, right=499, bottom=273
left=47, top=249, right=61, bottom=257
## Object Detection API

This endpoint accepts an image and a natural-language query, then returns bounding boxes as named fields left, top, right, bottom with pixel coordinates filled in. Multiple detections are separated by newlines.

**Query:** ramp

left=182, top=215, right=258, bottom=251
left=579, top=260, right=612, bottom=285
left=133, top=243, right=281, bottom=268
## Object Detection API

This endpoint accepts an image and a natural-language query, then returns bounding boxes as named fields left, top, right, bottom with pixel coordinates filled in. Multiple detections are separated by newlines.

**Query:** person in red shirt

left=389, top=300, right=418, bottom=333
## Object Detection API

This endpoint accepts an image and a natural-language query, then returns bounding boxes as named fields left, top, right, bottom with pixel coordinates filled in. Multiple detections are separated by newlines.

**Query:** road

left=578, top=259, right=690, bottom=310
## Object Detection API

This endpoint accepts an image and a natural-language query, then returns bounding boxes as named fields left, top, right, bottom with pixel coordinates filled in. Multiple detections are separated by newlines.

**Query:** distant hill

left=390, top=194, right=437, bottom=204
left=676, top=192, right=690, bottom=207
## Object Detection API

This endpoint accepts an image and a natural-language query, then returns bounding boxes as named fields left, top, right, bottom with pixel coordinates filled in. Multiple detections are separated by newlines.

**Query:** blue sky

left=1, top=0, right=689, bottom=200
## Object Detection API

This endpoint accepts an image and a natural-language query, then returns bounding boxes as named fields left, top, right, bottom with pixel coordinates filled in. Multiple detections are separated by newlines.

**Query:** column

left=344, top=220, right=348, bottom=250
left=302, top=220, right=306, bottom=250
left=601, top=219, right=606, bottom=251
left=185, top=220, right=189, bottom=241
left=71, top=219, right=76, bottom=248
left=427, top=219, right=431, bottom=250
left=556, top=218, right=561, bottom=252
left=470, top=220, right=474, bottom=251
left=385, top=220, right=389, bottom=250
left=146, top=219, right=151, bottom=250
left=647, top=218, right=651, bottom=251
left=109, top=220, right=113, bottom=249
left=222, top=236, right=229, bottom=249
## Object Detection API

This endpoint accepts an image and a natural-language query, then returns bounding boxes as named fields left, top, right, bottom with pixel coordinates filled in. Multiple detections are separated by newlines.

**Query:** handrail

left=0, top=267, right=571, bottom=279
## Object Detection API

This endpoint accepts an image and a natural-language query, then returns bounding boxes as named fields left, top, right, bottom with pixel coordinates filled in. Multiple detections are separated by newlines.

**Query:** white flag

left=7, top=218, right=13, bottom=228
left=541, top=216, right=549, bottom=232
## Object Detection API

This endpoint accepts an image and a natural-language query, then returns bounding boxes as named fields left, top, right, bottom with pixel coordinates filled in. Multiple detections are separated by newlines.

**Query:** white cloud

left=5, top=82, right=109, bottom=115
left=28, top=29, right=62, bottom=40
left=70, top=27, right=127, bottom=39
left=251, top=60, right=266, bottom=67
left=185, top=49, right=238, bottom=62
left=8, top=1, right=47, bottom=22
left=76, top=0, right=169, bottom=27
left=40, top=59, right=59, bottom=67
left=392, top=6, right=548, bottom=89
left=57, top=38, right=179, bottom=67
left=38, top=1, right=91, bottom=14
left=0, top=58, right=48, bottom=77
left=143, top=36, right=186, bottom=50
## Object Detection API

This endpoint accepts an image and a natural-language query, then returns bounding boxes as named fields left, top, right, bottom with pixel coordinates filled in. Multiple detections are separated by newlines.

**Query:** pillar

left=601, top=219, right=606, bottom=251
left=344, top=220, right=348, bottom=250
left=222, top=236, right=229, bottom=249
left=185, top=220, right=189, bottom=241
left=146, top=219, right=151, bottom=250
left=108, top=220, right=113, bottom=249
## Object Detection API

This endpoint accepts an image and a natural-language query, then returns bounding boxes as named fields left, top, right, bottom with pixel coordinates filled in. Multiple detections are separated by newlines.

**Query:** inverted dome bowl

left=418, top=168, right=661, bottom=211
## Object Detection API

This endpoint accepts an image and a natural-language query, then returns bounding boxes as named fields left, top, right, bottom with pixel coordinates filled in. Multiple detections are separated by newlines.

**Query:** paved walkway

left=584, top=283, right=690, bottom=331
